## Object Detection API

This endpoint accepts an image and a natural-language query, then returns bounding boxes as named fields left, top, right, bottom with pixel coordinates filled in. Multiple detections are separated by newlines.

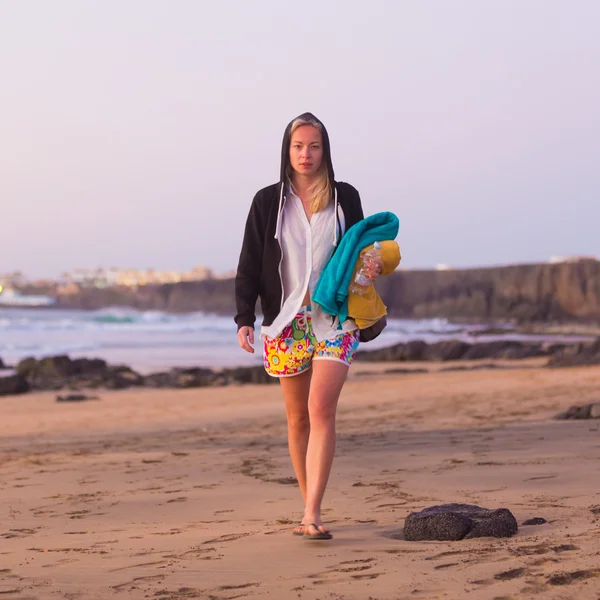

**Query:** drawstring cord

left=274, top=182, right=285, bottom=240
left=333, top=186, right=339, bottom=246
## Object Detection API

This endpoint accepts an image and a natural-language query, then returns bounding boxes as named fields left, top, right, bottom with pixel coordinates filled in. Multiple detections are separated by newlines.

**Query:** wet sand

left=1, top=362, right=600, bottom=599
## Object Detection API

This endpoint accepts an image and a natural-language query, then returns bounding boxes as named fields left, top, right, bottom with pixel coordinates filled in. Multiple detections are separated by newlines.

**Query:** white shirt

left=261, top=187, right=357, bottom=342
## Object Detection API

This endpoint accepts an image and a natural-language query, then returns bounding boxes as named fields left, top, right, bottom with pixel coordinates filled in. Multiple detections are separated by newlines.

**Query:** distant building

left=183, top=265, right=214, bottom=281
left=214, top=269, right=237, bottom=280
left=56, top=282, right=80, bottom=296
left=548, top=255, right=598, bottom=264
left=435, top=264, right=453, bottom=271
left=0, top=271, right=27, bottom=288
left=60, top=268, right=103, bottom=287
left=59, top=265, right=215, bottom=288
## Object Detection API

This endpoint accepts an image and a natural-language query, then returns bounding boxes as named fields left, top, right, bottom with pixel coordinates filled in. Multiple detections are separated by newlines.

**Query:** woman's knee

left=308, top=399, right=337, bottom=427
left=287, top=410, right=310, bottom=434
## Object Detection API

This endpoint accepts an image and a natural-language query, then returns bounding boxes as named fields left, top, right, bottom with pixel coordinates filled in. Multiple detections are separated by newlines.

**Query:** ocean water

left=0, top=307, right=588, bottom=374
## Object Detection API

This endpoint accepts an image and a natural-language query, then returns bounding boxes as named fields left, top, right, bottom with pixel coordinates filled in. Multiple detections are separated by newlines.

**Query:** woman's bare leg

left=303, top=360, right=349, bottom=535
left=279, top=369, right=312, bottom=517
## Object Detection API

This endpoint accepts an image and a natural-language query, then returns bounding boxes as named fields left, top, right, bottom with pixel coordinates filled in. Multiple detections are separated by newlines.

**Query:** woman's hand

left=237, top=326, right=255, bottom=353
left=367, top=257, right=384, bottom=281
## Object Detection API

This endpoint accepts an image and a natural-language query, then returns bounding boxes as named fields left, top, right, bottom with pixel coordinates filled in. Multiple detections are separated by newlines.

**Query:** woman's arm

left=234, top=193, right=265, bottom=331
left=353, top=185, right=365, bottom=222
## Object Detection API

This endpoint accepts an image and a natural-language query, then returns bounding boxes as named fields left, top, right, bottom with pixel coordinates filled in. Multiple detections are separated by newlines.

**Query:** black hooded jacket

left=234, top=113, right=365, bottom=331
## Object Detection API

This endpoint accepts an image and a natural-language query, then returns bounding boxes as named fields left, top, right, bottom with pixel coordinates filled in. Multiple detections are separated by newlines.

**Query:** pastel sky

left=1, top=0, right=599, bottom=278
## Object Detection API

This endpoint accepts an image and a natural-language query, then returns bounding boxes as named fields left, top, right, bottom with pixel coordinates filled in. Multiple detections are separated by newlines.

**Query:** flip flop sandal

left=304, top=523, right=333, bottom=540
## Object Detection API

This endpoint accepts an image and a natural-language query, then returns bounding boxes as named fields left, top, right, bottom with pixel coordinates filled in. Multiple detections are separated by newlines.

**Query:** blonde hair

left=287, top=117, right=332, bottom=213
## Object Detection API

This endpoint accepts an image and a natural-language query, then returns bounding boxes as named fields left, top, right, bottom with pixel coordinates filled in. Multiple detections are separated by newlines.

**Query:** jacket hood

left=275, top=112, right=339, bottom=245
left=279, top=112, right=335, bottom=185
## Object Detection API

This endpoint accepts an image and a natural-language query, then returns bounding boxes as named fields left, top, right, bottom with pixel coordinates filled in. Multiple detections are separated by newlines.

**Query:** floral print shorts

left=263, top=306, right=360, bottom=378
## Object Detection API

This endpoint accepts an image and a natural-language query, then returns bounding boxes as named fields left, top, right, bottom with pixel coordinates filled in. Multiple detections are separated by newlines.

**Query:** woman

left=235, top=112, right=376, bottom=540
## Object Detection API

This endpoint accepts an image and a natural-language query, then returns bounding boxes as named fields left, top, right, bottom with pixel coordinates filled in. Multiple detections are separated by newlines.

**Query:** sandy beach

left=1, top=362, right=600, bottom=600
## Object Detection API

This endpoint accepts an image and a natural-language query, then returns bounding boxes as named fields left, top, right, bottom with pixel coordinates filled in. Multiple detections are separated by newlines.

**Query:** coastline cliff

left=53, top=260, right=600, bottom=323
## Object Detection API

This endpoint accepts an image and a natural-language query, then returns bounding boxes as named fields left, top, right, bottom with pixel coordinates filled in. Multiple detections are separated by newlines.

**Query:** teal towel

left=313, top=211, right=400, bottom=323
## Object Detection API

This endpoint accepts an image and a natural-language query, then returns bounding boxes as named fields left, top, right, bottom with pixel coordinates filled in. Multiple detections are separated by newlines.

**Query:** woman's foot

left=292, top=523, right=306, bottom=536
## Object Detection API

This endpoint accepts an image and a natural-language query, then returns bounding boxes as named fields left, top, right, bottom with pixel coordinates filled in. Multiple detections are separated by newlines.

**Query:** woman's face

left=289, top=125, right=323, bottom=178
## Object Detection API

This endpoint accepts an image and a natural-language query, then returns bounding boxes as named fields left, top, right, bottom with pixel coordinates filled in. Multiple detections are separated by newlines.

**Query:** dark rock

left=17, top=355, right=77, bottom=390
left=22, top=355, right=77, bottom=378
left=7, top=353, right=279, bottom=392
left=71, top=358, right=108, bottom=375
left=402, top=340, right=429, bottom=361
left=503, top=343, right=546, bottom=360
left=522, top=517, right=548, bottom=526
left=16, top=355, right=143, bottom=391
left=144, top=367, right=215, bottom=389
left=356, top=340, right=428, bottom=362
left=144, top=371, right=174, bottom=388
left=0, top=374, right=30, bottom=396
left=0, top=357, right=4, bottom=369
left=423, top=340, right=470, bottom=361
left=547, top=338, right=600, bottom=368
left=56, top=393, right=99, bottom=402
left=405, top=509, right=472, bottom=541
left=103, top=366, right=144, bottom=389
left=220, top=366, right=278, bottom=385
left=554, top=403, right=600, bottom=420
left=546, top=342, right=571, bottom=356
left=68, top=377, right=104, bottom=390
left=462, top=341, right=545, bottom=360
left=403, top=503, right=518, bottom=541
left=356, top=339, right=556, bottom=363
left=16, top=356, right=40, bottom=377
left=171, top=367, right=215, bottom=388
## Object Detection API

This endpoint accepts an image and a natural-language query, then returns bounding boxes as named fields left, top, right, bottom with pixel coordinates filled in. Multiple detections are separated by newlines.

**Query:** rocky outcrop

left=554, top=403, right=600, bottom=420
left=376, top=259, right=600, bottom=322
left=355, top=339, right=569, bottom=362
left=55, top=280, right=236, bottom=314
left=403, top=504, right=519, bottom=541
left=17, top=356, right=107, bottom=380
left=52, top=260, right=600, bottom=323
left=546, top=339, right=600, bottom=367
left=0, top=374, right=30, bottom=396
left=16, top=356, right=143, bottom=391
left=0, top=355, right=276, bottom=396
left=2, top=334, right=597, bottom=398
left=357, top=338, right=600, bottom=364
left=144, top=367, right=216, bottom=389
left=144, top=366, right=277, bottom=388
left=219, top=367, right=277, bottom=386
